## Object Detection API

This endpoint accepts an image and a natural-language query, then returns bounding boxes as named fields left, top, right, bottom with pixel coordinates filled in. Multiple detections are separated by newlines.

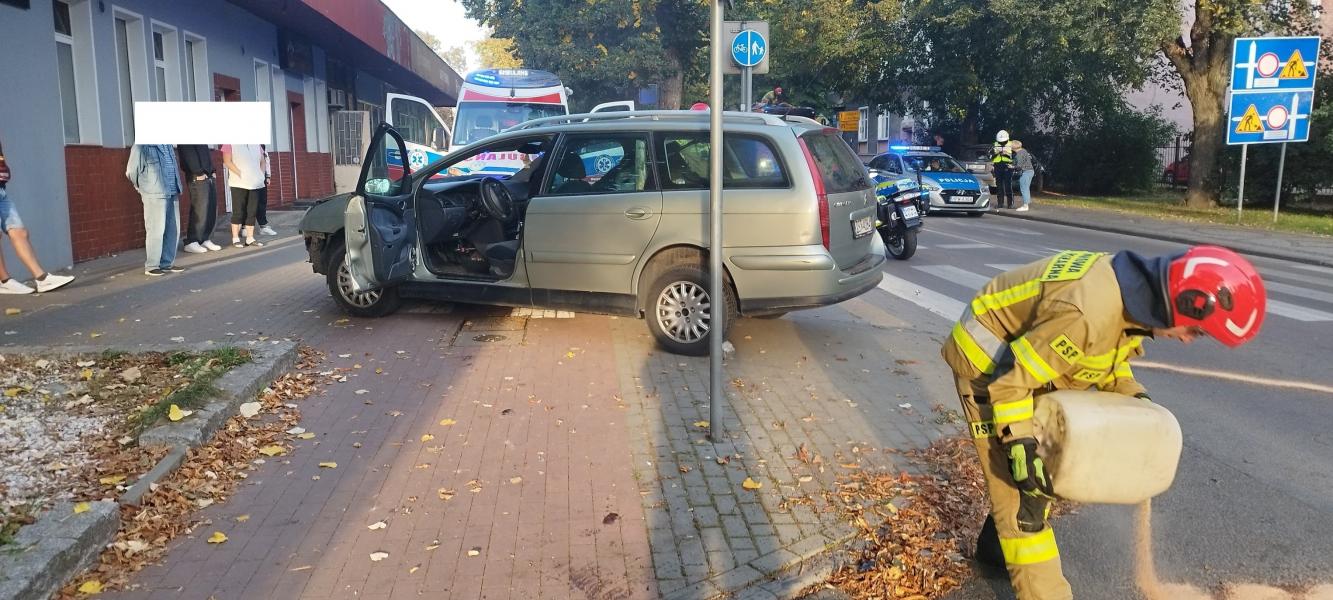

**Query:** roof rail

left=503, top=110, right=802, bottom=132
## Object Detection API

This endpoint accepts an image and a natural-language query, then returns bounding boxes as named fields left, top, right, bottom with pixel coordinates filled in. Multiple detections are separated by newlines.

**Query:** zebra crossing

left=876, top=257, right=1333, bottom=324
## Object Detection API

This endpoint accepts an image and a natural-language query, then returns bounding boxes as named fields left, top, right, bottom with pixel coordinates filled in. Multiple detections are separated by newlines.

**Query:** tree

left=459, top=1, right=705, bottom=110
left=472, top=35, right=523, bottom=69
left=1157, top=0, right=1320, bottom=207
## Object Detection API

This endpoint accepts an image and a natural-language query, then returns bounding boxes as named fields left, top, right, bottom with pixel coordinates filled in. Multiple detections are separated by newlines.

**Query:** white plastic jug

left=1032, top=390, right=1183, bottom=504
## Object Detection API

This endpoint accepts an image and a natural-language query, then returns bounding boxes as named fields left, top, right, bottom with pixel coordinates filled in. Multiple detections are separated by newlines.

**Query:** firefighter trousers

left=956, top=376, right=1073, bottom=600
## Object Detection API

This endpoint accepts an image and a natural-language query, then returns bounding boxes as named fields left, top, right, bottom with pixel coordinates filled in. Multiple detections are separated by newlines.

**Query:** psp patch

left=1048, top=334, right=1084, bottom=365
left=1040, top=251, right=1104, bottom=282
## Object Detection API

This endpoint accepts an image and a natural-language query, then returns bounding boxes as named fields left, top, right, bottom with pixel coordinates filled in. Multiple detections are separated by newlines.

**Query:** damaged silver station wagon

left=298, top=110, right=885, bottom=355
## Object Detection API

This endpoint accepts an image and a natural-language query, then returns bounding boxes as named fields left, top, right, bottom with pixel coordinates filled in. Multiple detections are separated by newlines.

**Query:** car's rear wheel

left=645, top=264, right=737, bottom=356
left=326, top=239, right=402, bottom=318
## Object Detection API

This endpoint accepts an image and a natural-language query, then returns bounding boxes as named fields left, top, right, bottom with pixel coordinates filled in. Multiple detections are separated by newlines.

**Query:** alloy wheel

left=655, top=281, right=711, bottom=344
left=337, top=261, right=382, bottom=308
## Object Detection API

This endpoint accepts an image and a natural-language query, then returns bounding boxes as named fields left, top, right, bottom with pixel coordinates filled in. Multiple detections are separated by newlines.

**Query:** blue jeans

left=142, top=194, right=179, bottom=270
left=1019, top=170, right=1035, bottom=206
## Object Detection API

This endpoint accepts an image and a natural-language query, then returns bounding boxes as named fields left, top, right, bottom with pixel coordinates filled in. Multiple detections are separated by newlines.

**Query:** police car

left=867, top=146, right=990, bottom=216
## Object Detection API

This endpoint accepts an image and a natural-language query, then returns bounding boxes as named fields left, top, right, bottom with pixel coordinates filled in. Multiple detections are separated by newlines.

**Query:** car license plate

left=852, top=216, right=874, bottom=238
left=948, top=195, right=974, bottom=204
left=901, top=205, right=919, bottom=219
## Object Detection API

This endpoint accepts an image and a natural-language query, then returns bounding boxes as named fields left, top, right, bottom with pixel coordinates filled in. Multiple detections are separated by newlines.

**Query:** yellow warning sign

left=1280, top=50, right=1308, bottom=79
left=1236, top=104, right=1263, bottom=134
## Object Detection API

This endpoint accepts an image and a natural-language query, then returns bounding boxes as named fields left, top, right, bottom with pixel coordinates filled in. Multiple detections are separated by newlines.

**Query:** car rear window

left=801, top=132, right=871, bottom=193
left=657, top=133, right=789, bottom=190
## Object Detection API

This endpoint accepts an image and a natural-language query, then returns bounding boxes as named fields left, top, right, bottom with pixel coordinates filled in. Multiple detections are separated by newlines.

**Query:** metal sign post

left=1227, top=35, right=1321, bottom=222
left=708, top=0, right=726, bottom=441
left=1274, top=142, right=1288, bottom=222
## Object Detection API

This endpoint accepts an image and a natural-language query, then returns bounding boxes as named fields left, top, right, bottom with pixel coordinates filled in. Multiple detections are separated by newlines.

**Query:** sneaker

left=0, top=278, right=35, bottom=294
left=162, top=265, right=187, bottom=274
left=183, top=242, right=208, bottom=254
left=202, top=240, right=223, bottom=251
left=260, top=226, right=277, bottom=236
left=1015, top=205, right=1030, bottom=212
left=35, top=273, right=74, bottom=293
left=145, top=268, right=166, bottom=277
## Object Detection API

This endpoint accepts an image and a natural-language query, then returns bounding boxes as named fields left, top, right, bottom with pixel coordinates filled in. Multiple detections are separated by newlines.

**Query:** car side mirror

left=431, top=127, right=448, bottom=152
left=365, top=178, right=391, bottom=195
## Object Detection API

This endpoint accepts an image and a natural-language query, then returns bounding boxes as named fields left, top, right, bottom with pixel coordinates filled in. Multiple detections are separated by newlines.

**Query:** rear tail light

left=797, top=137, right=830, bottom=250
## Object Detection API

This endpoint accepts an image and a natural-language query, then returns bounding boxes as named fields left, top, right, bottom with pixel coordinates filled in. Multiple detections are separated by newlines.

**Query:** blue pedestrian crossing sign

left=731, top=29, right=767, bottom=68
left=1231, top=36, right=1320, bottom=92
left=1227, top=90, right=1313, bottom=145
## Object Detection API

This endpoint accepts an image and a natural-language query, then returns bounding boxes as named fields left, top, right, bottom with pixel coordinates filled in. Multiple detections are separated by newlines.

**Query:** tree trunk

left=960, top=102, right=980, bottom=146
left=1183, top=84, right=1224, bottom=208
left=660, top=51, right=685, bottom=110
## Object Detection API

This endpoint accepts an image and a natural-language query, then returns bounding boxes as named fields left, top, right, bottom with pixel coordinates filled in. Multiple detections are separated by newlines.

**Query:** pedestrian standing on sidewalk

left=177, top=144, right=222, bottom=253
left=0, top=137, right=74, bottom=293
left=992, top=130, right=1015, bottom=209
left=941, top=247, right=1266, bottom=600
left=1012, top=140, right=1035, bottom=212
left=221, top=143, right=266, bottom=248
left=126, top=143, right=186, bottom=277
left=256, top=144, right=276, bottom=236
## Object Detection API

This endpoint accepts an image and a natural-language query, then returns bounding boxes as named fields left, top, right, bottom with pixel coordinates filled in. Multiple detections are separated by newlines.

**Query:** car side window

left=547, top=134, right=654, bottom=195
left=868, top=155, right=887, bottom=171
left=657, top=133, right=789, bottom=190
left=887, top=156, right=903, bottom=173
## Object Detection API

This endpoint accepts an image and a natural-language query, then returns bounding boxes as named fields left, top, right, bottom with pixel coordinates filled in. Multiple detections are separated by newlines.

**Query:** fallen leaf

left=437, top=488, right=455, bottom=501
left=207, top=531, right=228, bottom=544
left=375, top=368, right=384, bottom=374
left=742, top=477, right=763, bottom=490
left=439, top=418, right=456, bottom=426
left=289, top=565, right=313, bottom=572
left=258, top=445, right=286, bottom=457
left=319, top=462, right=338, bottom=469
left=716, top=456, right=730, bottom=465
left=99, top=475, right=126, bottom=485
left=167, top=404, right=192, bottom=422
left=80, top=368, right=94, bottom=380
left=369, top=551, right=389, bottom=562
left=602, top=512, right=620, bottom=525
left=798, top=475, right=814, bottom=483
left=297, top=432, right=316, bottom=440
left=420, top=434, right=435, bottom=442
left=425, top=540, right=441, bottom=551
left=354, top=389, right=369, bottom=395
left=235, top=514, right=250, bottom=522
left=286, top=427, right=306, bottom=435
left=467, top=547, right=482, bottom=557
left=119, top=366, right=141, bottom=383
left=77, top=580, right=102, bottom=594
left=509, top=477, right=522, bottom=484
left=3, top=387, right=20, bottom=397
left=565, top=352, right=576, bottom=359
left=693, top=420, right=710, bottom=428
left=238, top=402, right=262, bottom=418
left=196, top=498, right=215, bottom=508
left=73, top=502, right=91, bottom=514
left=367, top=521, right=387, bottom=530
left=678, top=465, right=693, bottom=474
left=352, top=442, right=363, bottom=448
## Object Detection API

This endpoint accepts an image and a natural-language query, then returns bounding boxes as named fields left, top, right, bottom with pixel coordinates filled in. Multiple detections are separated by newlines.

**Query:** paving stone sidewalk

left=1, top=233, right=964, bottom=599
left=998, top=202, right=1333, bottom=267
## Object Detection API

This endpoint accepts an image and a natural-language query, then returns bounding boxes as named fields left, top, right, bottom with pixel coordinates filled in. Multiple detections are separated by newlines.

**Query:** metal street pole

left=708, top=0, right=725, bottom=441
left=742, top=66, right=751, bottom=111
left=1273, top=142, right=1288, bottom=223
left=1237, top=144, right=1248, bottom=221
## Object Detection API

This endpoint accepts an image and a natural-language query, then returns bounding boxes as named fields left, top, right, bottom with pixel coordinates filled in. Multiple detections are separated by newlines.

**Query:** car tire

left=645, top=263, right=737, bottom=356
left=326, top=239, right=402, bottom=318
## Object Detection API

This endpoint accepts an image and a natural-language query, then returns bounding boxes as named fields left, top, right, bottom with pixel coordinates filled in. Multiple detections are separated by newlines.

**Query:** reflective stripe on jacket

left=942, top=250, right=1148, bottom=442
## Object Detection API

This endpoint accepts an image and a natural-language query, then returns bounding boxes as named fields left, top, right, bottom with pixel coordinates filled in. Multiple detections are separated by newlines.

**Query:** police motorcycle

left=867, top=173, right=927, bottom=260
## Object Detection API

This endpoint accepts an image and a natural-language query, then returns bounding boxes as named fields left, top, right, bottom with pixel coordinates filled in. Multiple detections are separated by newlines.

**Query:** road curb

left=992, top=210, right=1333, bottom=268
left=0, top=341, right=300, bottom=600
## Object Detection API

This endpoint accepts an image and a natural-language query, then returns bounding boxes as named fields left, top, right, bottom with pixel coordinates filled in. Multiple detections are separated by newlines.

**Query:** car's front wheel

left=326, top=239, right=402, bottom=318
left=645, top=264, right=737, bottom=356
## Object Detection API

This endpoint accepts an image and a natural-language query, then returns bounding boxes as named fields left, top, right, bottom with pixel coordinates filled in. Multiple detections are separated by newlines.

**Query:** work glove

left=1006, top=438, right=1054, bottom=498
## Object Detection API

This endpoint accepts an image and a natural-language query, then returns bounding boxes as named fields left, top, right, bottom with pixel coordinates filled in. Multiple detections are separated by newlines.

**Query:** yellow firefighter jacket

left=942, top=250, right=1149, bottom=443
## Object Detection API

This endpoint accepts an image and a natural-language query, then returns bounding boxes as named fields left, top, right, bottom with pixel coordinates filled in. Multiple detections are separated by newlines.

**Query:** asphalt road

left=856, top=213, right=1333, bottom=599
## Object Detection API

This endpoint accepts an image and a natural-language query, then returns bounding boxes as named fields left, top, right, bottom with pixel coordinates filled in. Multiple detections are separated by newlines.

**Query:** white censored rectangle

left=133, top=102, right=273, bottom=144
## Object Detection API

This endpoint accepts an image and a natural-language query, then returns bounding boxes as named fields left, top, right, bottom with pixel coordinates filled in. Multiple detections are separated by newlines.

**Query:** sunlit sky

left=381, top=0, right=487, bottom=67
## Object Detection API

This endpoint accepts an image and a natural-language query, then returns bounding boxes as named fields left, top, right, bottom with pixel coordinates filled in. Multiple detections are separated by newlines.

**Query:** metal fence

left=1154, top=134, right=1192, bottom=187
left=331, top=110, right=368, bottom=166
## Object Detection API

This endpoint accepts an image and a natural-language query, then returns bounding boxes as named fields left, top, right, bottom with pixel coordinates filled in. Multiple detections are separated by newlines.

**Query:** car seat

left=469, top=115, right=498, bottom=142
left=553, top=153, right=593, bottom=194
left=664, top=140, right=705, bottom=188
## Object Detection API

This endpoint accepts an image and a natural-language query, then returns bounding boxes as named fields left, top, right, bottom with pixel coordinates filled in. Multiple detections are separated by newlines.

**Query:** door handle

left=625, top=207, right=650, bottom=219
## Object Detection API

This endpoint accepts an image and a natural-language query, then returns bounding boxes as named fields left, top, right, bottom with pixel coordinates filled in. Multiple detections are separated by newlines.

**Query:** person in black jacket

left=177, top=144, right=221, bottom=253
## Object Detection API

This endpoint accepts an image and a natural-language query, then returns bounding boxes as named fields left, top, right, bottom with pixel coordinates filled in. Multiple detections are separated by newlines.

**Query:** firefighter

left=941, top=246, right=1266, bottom=600
left=992, top=130, right=1015, bottom=209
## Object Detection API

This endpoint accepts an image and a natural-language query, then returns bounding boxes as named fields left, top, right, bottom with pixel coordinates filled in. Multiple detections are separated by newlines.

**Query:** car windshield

left=904, top=154, right=966, bottom=173
left=453, top=102, right=567, bottom=145
left=432, top=136, right=555, bottom=183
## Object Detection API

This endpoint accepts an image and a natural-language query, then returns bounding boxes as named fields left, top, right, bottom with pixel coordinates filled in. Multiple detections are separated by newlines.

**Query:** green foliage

left=133, top=348, right=251, bottom=434
left=1046, top=105, right=1175, bottom=195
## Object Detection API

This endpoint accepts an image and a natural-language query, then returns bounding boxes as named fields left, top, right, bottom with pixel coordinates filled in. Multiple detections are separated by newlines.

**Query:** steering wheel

left=479, top=177, right=516, bottom=224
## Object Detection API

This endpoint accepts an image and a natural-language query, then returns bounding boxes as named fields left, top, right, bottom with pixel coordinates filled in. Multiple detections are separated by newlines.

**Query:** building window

left=857, top=106, right=869, bottom=143
left=53, top=0, right=79, bottom=143
left=150, top=22, right=180, bottom=101
left=254, top=60, right=274, bottom=146
left=113, top=8, right=148, bottom=145
left=183, top=34, right=207, bottom=102
left=271, top=65, right=290, bottom=151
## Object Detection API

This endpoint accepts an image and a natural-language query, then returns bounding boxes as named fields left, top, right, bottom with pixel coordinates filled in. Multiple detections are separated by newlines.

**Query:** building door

left=214, top=84, right=240, bottom=213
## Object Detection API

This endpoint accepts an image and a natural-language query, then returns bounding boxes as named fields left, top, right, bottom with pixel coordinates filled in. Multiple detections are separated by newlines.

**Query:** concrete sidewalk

left=2, top=237, right=963, bottom=599
left=994, top=202, right=1333, bottom=267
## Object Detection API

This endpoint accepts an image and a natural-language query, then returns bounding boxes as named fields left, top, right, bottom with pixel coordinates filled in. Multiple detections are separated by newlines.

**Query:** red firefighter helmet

left=1167, top=246, right=1266, bottom=347
left=689, top=102, right=709, bottom=111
